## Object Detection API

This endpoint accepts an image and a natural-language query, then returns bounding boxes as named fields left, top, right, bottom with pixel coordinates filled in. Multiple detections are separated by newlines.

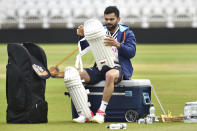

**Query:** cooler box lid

left=84, top=79, right=151, bottom=88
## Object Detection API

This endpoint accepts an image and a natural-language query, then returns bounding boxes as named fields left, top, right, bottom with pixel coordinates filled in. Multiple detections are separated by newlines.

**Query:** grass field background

left=0, top=43, right=197, bottom=131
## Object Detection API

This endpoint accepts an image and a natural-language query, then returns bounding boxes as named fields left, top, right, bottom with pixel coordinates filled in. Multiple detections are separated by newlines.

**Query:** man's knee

left=105, top=71, right=116, bottom=82
left=106, top=69, right=120, bottom=83
left=79, top=70, right=90, bottom=83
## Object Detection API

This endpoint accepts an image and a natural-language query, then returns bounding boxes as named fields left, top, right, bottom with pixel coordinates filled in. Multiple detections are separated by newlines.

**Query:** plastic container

left=149, top=104, right=156, bottom=123
left=106, top=123, right=127, bottom=129
left=138, top=118, right=146, bottom=124
left=184, top=102, right=197, bottom=123
left=149, top=104, right=155, bottom=117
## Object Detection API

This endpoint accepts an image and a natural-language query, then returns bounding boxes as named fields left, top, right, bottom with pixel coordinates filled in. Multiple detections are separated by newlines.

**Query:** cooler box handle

left=125, top=91, right=132, bottom=97
left=143, top=92, right=151, bottom=105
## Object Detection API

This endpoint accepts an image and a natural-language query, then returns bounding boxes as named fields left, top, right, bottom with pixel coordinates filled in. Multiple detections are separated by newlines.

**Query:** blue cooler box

left=70, top=79, right=152, bottom=122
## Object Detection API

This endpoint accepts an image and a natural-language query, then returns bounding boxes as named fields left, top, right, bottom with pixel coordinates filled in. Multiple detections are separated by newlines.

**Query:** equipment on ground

left=6, top=43, right=50, bottom=123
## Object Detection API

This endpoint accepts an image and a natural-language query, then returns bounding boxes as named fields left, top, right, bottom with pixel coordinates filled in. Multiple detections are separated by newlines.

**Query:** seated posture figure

left=64, top=6, right=137, bottom=123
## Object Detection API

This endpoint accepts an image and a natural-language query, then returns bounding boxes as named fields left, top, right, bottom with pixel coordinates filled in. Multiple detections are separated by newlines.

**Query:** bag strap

left=123, top=32, right=126, bottom=43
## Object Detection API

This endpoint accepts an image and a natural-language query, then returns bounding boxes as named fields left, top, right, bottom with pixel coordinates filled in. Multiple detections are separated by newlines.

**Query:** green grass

left=1, top=43, right=197, bottom=131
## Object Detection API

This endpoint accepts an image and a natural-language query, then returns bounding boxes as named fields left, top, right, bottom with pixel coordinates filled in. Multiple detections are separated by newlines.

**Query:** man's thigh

left=79, top=70, right=91, bottom=83
left=105, top=66, right=124, bottom=83
left=84, top=66, right=104, bottom=84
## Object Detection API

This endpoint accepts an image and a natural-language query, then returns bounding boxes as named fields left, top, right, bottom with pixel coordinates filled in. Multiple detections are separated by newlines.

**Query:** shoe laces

left=96, top=110, right=105, bottom=117
left=85, top=111, right=94, bottom=122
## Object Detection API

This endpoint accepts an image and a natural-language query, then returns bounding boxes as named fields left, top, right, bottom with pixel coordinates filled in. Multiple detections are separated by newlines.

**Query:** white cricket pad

left=64, top=67, right=92, bottom=119
left=84, top=19, right=115, bottom=70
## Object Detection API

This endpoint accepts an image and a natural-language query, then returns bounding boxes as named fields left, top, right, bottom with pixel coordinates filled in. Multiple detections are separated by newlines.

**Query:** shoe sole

left=72, top=119, right=85, bottom=123
left=73, top=119, right=93, bottom=123
left=92, top=119, right=104, bottom=124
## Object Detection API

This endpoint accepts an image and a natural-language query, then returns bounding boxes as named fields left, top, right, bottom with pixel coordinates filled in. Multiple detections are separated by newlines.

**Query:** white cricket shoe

left=92, top=110, right=105, bottom=124
left=73, top=111, right=94, bottom=123
left=73, top=115, right=86, bottom=123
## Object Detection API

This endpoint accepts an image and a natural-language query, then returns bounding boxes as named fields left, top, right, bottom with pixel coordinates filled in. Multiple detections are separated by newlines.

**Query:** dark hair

left=104, top=6, right=119, bottom=17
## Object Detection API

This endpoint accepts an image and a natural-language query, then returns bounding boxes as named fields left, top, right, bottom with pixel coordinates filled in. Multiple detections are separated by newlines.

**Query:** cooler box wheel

left=125, top=109, right=139, bottom=122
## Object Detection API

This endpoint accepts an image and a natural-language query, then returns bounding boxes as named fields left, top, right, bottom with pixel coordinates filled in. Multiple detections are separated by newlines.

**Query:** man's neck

left=109, top=25, right=119, bottom=34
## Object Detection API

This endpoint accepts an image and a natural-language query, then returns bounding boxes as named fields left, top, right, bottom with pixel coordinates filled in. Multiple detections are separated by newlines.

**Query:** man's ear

left=118, top=17, right=120, bottom=22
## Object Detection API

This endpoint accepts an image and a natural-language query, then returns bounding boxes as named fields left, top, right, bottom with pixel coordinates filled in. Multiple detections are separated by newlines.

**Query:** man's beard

left=106, top=22, right=118, bottom=31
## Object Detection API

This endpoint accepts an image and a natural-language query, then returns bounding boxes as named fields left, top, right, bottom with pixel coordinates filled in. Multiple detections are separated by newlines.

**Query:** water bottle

left=106, top=123, right=127, bottom=129
left=149, top=104, right=156, bottom=122
left=149, top=104, right=155, bottom=117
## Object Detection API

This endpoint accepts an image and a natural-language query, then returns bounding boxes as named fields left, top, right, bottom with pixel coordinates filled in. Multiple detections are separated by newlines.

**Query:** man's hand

left=77, top=25, right=84, bottom=36
left=104, top=35, right=121, bottom=48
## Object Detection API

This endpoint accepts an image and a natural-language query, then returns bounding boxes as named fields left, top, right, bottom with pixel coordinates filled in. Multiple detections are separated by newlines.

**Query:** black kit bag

left=6, top=43, right=50, bottom=123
